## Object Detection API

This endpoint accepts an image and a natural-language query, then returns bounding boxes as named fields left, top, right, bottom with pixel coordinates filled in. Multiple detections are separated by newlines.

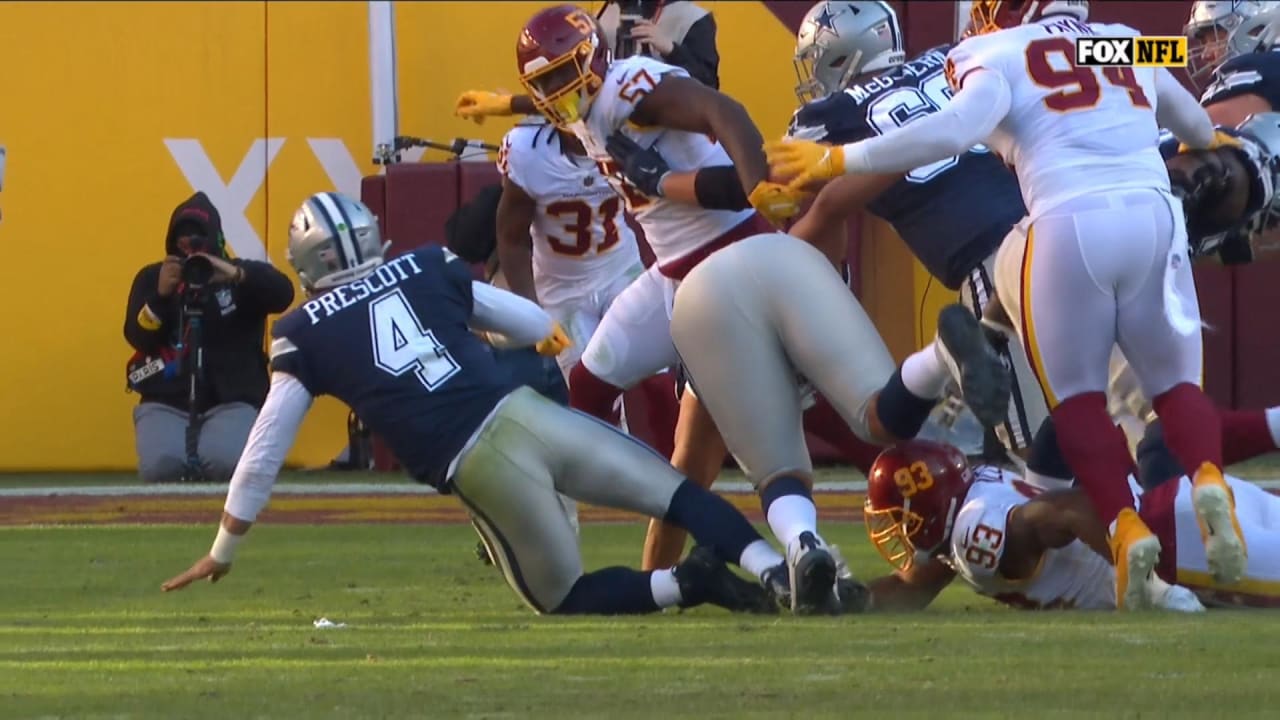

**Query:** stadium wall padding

left=0, top=1, right=1268, bottom=472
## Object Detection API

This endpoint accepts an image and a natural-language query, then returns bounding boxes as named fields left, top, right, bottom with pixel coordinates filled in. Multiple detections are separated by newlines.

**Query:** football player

left=456, top=4, right=802, bottom=455
left=495, top=117, right=644, bottom=378
left=1189, top=1, right=1280, bottom=126
left=767, top=0, right=1248, bottom=611
left=160, top=191, right=789, bottom=617
left=785, top=1, right=1042, bottom=456
left=863, top=439, right=1280, bottom=611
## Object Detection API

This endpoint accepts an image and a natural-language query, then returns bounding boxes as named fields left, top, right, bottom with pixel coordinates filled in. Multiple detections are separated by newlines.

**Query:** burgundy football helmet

left=968, top=1, right=1089, bottom=36
left=516, top=5, right=611, bottom=127
left=864, top=440, right=973, bottom=572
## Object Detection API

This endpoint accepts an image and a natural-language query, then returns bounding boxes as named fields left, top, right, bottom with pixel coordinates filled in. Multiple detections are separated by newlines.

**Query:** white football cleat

left=1148, top=577, right=1206, bottom=613
left=1191, top=463, right=1247, bottom=585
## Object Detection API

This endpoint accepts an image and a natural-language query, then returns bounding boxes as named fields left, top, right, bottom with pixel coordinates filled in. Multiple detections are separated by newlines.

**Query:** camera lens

left=180, top=255, right=214, bottom=287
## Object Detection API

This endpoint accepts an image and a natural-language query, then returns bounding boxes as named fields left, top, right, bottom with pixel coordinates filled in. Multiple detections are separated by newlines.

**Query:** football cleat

left=1110, top=508, right=1162, bottom=611
left=823, top=544, right=872, bottom=615
left=1149, top=576, right=1207, bottom=613
left=761, top=563, right=792, bottom=611
left=1191, top=463, right=1248, bottom=584
left=787, top=531, right=838, bottom=615
left=936, top=303, right=1012, bottom=430
left=674, top=546, right=777, bottom=614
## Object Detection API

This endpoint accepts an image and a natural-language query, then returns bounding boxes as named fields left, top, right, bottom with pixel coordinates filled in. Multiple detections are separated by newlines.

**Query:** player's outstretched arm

left=1156, top=69, right=1218, bottom=151
left=767, top=70, right=1011, bottom=187
left=470, top=282, right=568, bottom=357
left=495, top=176, right=540, bottom=303
left=161, top=371, right=315, bottom=591
left=864, top=559, right=956, bottom=612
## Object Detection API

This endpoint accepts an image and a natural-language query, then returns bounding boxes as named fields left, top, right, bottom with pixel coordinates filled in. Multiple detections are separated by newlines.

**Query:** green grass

left=3, top=522, right=1280, bottom=719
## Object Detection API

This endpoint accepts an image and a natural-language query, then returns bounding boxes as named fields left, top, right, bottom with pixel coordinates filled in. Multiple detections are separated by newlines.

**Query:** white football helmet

left=288, top=192, right=391, bottom=292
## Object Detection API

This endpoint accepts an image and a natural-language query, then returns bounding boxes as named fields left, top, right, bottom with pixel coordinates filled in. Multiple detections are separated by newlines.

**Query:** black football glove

left=605, top=131, right=670, bottom=197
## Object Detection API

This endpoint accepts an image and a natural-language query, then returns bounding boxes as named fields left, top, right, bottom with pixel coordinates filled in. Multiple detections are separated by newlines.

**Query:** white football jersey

left=946, top=18, right=1169, bottom=221
left=948, top=467, right=1115, bottom=610
left=498, top=123, right=643, bottom=308
left=569, top=55, right=755, bottom=269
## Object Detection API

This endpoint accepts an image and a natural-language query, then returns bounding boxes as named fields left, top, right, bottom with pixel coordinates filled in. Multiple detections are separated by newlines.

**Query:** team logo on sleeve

left=1075, top=36, right=1188, bottom=67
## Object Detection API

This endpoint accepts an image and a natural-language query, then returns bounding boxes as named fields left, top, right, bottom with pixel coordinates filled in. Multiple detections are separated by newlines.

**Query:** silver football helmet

left=793, top=2, right=905, bottom=104
left=1236, top=112, right=1280, bottom=241
left=1185, top=1, right=1279, bottom=87
left=288, top=192, right=390, bottom=292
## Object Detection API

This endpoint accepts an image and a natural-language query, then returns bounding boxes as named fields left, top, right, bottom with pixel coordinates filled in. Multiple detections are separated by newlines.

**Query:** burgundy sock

left=569, top=362, right=626, bottom=423
left=1051, top=392, right=1137, bottom=524
left=1152, top=383, right=1223, bottom=471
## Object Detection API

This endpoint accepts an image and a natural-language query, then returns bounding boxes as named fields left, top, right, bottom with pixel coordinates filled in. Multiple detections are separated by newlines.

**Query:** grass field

left=3, top=468, right=1280, bottom=719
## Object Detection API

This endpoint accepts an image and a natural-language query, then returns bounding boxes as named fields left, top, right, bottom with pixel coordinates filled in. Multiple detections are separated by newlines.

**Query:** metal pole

left=369, top=1, right=399, bottom=165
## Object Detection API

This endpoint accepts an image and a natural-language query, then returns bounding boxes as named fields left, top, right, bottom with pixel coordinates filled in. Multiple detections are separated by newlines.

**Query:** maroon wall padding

left=361, top=175, right=387, bottom=239
left=1232, top=263, right=1280, bottom=409
left=458, top=162, right=501, bottom=205
left=384, top=163, right=458, bottom=255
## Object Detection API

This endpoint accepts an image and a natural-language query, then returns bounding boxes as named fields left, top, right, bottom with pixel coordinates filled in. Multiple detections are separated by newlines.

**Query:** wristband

left=210, top=525, right=243, bottom=564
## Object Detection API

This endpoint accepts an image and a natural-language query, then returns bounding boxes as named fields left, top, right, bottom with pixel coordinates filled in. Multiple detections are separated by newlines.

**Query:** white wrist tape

left=210, top=525, right=243, bottom=564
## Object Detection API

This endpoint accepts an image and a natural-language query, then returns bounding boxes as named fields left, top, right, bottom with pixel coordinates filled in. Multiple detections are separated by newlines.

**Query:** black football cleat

left=788, top=531, right=838, bottom=615
left=937, top=303, right=1012, bottom=430
left=761, top=563, right=792, bottom=611
left=674, top=546, right=777, bottom=614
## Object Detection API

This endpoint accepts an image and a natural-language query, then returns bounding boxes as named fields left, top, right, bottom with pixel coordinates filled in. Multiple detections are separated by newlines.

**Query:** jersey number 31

left=370, top=289, right=461, bottom=391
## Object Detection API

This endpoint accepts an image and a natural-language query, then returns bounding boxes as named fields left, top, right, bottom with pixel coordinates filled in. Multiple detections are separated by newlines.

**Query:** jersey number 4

left=1025, top=37, right=1152, bottom=112
left=369, top=289, right=461, bottom=391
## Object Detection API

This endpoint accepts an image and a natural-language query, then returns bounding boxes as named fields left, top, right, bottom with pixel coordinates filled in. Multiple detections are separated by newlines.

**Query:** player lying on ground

left=863, top=439, right=1280, bottom=611
left=767, top=0, right=1247, bottom=610
left=161, top=191, right=789, bottom=616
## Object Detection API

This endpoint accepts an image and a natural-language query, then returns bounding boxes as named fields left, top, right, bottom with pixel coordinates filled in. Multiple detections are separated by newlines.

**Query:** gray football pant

left=451, top=387, right=682, bottom=614
left=670, top=232, right=895, bottom=488
left=132, top=402, right=256, bottom=483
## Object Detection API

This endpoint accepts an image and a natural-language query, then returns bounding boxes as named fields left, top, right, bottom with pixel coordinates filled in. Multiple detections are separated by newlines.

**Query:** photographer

left=598, top=0, right=719, bottom=88
left=124, top=192, right=294, bottom=483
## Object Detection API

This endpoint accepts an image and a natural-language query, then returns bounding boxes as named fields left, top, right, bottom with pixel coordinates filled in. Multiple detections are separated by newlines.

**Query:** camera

left=615, top=0, right=650, bottom=59
left=180, top=253, right=214, bottom=289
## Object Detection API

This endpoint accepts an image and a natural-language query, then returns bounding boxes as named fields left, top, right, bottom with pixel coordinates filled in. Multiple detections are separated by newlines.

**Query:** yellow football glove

left=535, top=322, right=572, bottom=358
left=1180, top=129, right=1242, bottom=153
left=748, top=181, right=806, bottom=228
left=764, top=138, right=846, bottom=189
left=454, top=90, right=515, bottom=125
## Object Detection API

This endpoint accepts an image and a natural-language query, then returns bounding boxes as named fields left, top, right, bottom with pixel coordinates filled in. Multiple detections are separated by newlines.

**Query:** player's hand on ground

left=455, top=90, right=514, bottom=125
left=535, top=322, right=572, bottom=357
left=161, top=554, right=231, bottom=592
left=605, top=132, right=670, bottom=197
left=748, top=181, right=806, bottom=228
left=764, top=138, right=845, bottom=188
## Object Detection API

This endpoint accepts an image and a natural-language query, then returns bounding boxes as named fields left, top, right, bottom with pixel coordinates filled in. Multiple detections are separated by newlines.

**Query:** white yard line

left=2, top=479, right=1280, bottom=498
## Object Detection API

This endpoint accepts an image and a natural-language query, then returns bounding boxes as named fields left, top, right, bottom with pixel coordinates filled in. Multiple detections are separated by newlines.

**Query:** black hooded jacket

left=123, top=192, right=295, bottom=413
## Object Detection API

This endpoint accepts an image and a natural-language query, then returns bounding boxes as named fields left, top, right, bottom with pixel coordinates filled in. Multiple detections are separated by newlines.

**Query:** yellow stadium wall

left=0, top=1, right=940, bottom=471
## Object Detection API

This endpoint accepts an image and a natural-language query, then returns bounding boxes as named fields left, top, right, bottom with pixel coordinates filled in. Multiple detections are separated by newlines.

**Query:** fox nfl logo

left=1074, top=37, right=1188, bottom=67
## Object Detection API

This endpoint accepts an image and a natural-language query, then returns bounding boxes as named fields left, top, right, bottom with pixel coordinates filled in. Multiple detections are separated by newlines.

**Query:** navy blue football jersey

left=786, top=44, right=1026, bottom=290
left=1201, top=49, right=1280, bottom=110
left=270, top=246, right=516, bottom=487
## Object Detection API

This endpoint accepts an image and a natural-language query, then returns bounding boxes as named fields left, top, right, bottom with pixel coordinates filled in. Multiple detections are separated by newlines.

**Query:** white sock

left=649, top=568, right=682, bottom=608
left=1265, top=407, right=1280, bottom=448
left=901, top=341, right=950, bottom=399
left=739, top=539, right=785, bottom=581
left=765, top=495, right=821, bottom=553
